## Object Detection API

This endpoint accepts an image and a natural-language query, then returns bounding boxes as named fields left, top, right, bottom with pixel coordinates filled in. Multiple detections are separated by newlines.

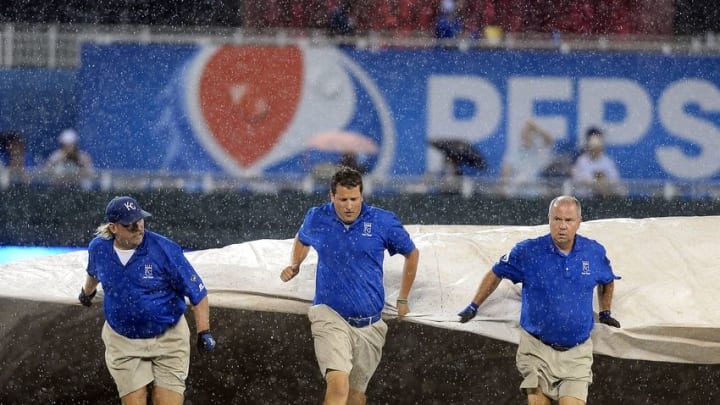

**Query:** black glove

left=458, top=302, right=479, bottom=323
left=197, top=330, right=216, bottom=353
left=78, top=288, right=96, bottom=307
left=599, top=310, right=621, bottom=328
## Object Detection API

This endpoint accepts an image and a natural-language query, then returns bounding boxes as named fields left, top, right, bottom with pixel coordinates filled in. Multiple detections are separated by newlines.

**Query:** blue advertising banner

left=77, top=44, right=720, bottom=182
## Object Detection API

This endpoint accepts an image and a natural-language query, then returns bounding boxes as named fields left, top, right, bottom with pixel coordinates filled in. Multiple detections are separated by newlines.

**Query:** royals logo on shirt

left=143, top=264, right=154, bottom=279
left=362, top=222, right=372, bottom=237
left=582, top=260, right=591, bottom=275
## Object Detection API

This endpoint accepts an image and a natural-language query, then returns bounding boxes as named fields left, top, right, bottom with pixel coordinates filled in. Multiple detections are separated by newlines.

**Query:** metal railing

left=2, top=23, right=720, bottom=69
left=2, top=165, right=719, bottom=201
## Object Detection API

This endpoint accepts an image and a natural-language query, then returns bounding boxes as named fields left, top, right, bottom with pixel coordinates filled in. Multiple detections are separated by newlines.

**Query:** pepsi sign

left=77, top=44, right=720, bottom=182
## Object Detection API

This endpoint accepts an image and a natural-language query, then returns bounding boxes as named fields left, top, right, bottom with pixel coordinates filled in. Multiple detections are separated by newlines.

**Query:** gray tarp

left=2, top=216, right=718, bottom=364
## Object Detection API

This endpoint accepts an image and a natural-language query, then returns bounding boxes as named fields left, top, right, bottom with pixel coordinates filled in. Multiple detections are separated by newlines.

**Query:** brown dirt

left=1, top=297, right=718, bottom=404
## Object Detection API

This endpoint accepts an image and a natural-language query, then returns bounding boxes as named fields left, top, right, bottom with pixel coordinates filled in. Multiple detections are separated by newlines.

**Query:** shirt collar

left=547, top=233, right=582, bottom=256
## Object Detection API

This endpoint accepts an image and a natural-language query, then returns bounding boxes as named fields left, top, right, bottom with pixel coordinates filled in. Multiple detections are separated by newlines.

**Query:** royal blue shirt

left=492, top=234, right=619, bottom=347
left=86, top=230, right=207, bottom=338
left=298, top=202, right=416, bottom=319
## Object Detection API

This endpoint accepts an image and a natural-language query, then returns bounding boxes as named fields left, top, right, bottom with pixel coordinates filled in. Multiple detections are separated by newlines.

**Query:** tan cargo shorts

left=308, top=304, right=388, bottom=393
left=516, top=328, right=593, bottom=402
left=101, top=316, right=190, bottom=398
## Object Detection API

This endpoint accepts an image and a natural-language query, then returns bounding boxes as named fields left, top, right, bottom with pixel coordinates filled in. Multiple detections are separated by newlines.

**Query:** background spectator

left=500, top=119, right=556, bottom=198
left=0, top=130, right=28, bottom=186
left=435, top=0, right=464, bottom=39
left=541, top=126, right=603, bottom=183
left=574, top=127, right=604, bottom=162
left=44, top=128, right=94, bottom=189
left=571, top=130, right=622, bottom=198
left=328, top=0, right=356, bottom=36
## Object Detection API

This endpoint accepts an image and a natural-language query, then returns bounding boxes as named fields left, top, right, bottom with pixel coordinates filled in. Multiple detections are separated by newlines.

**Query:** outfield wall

left=1, top=188, right=719, bottom=249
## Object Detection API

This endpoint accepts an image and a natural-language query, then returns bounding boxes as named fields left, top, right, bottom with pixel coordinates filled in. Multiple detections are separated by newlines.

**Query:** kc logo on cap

left=105, top=196, right=152, bottom=225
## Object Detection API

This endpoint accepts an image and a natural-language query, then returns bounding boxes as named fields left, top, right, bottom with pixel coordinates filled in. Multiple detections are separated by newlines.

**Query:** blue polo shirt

left=492, top=234, right=619, bottom=347
left=86, top=230, right=207, bottom=338
left=298, top=202, right=415, bottom=319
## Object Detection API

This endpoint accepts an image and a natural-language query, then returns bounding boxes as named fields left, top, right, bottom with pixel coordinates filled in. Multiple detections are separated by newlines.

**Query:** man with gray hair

left=458, top=195, right=620, bottom=405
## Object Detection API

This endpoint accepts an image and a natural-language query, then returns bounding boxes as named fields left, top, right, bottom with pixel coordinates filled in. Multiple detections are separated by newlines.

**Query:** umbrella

left=305, top=131, right=380, bottom=154
left=429, top=139, right=486, bottom=174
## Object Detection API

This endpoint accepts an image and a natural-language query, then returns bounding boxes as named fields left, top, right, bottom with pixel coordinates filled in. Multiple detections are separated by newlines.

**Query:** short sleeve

left=492, top=243, right=526, bottom=284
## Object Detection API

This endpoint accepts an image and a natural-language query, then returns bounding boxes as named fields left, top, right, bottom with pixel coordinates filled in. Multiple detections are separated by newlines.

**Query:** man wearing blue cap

left=78, top=196, right=215, bottom=405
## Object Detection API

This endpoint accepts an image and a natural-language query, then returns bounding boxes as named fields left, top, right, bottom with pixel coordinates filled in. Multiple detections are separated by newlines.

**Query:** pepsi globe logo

left=185, top=45, right=396, bottom=177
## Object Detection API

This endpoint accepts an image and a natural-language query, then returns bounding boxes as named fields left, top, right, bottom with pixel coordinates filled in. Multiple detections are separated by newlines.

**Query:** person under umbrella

left=429, top=139, right=487, bottom=176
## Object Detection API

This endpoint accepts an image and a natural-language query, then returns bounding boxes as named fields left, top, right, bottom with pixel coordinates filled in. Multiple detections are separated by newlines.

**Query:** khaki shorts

left=101, top=316, right=191, bottom=398
left=516, top=328, right=593, bottom=402
left=308, top=304, right=388, bottom=393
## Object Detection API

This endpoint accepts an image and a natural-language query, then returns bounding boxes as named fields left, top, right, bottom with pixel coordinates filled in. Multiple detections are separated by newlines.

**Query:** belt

left=546, top=342, right=573, bottom=352
left=345, top=313, right=381, bottom=328
left=529, top=332, right=574, bottom=352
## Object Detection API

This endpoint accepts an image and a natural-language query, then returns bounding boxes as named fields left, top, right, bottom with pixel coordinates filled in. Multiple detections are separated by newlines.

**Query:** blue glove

left=197, top=330, right=216, bottom=353
left=78, top=288, right=96, bottom=307
left=458, top=302, right=479, bottom=323
left=599, top=310, right=621, bottom=328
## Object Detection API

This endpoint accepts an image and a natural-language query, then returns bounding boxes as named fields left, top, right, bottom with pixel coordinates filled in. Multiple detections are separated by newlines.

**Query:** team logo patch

left=500, top=252, right=510, bottom=263
left=362, top=222, right=372, bottom=237
left=582, top=260, right=591, bottom=275
left=143, top=264, right=154, bottom=279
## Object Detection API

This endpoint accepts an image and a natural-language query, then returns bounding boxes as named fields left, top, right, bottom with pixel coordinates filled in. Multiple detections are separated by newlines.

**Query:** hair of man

left=548, top=195, right=582, bottom=218
left=330, top=166, right=363, bottom=195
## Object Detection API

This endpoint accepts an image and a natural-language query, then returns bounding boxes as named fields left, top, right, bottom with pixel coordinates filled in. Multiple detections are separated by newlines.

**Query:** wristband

left=396, top=298, right=408, bottom=304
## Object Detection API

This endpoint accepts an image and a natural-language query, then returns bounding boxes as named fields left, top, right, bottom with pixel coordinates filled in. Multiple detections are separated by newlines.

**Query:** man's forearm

left=598, top=282, right=615, bottom=311
left=398, top=248, right=419, bottom=299
left=192, top=296, right=211, bottom=332
left=83, top=276, right=99, bottom=294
